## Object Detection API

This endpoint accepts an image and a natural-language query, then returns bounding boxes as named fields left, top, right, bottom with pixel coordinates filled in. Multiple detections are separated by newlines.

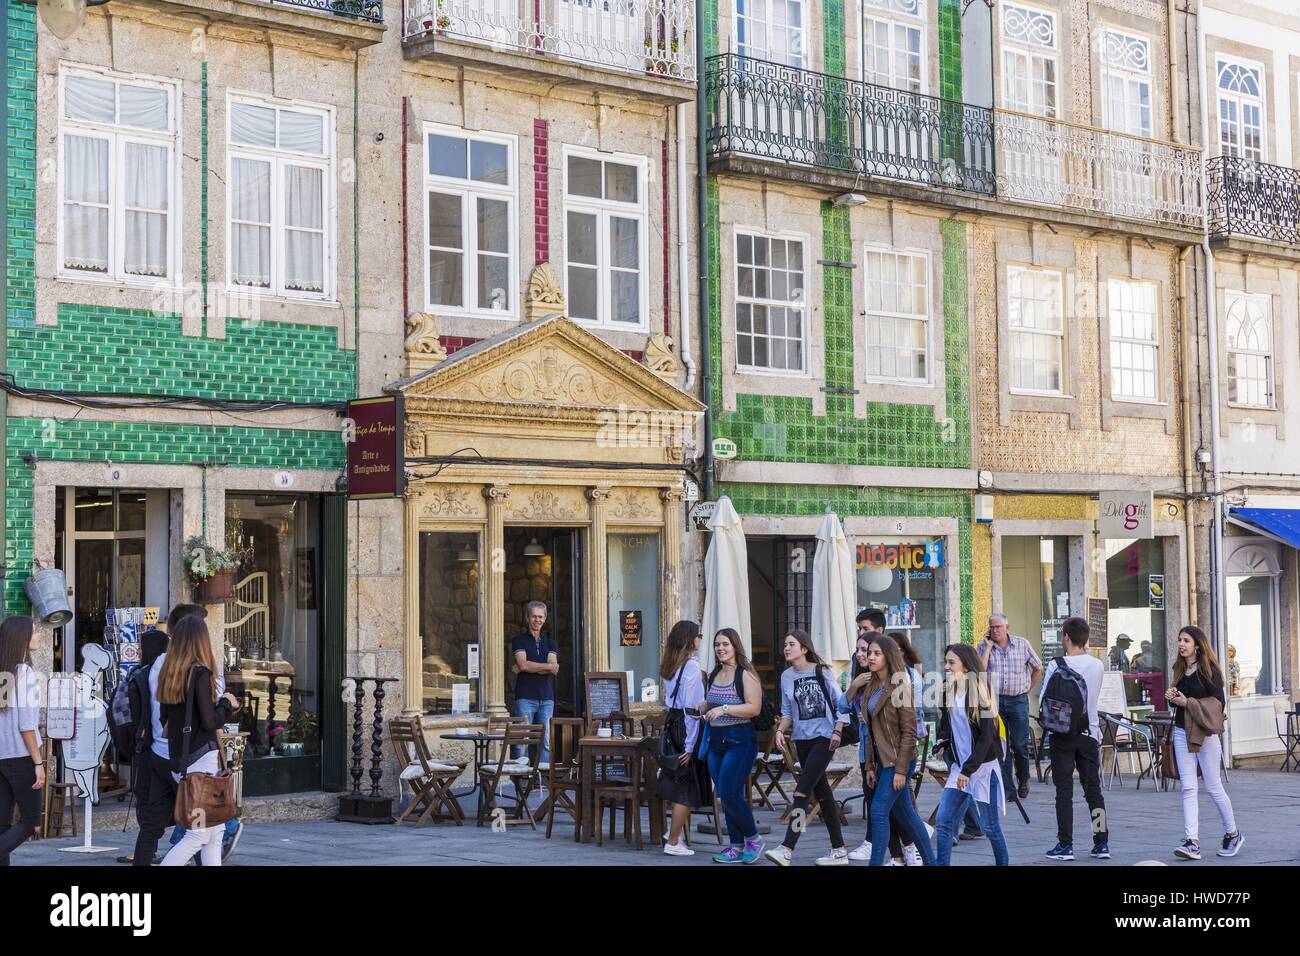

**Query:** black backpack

left=1039, top=656, right=1089, bottom=738
left=706, top=665, right=777, bottom=731
left=107, top=664, right=153, bottom=756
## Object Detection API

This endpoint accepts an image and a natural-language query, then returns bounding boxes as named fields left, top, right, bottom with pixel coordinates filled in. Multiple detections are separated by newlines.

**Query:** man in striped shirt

left=979, top=612, right=1043, bottom=800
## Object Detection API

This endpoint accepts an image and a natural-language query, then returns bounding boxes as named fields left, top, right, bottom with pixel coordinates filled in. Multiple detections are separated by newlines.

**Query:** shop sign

left=1148, top=574, right=1165, bottom=610
left=346, top=395, right=405, bottom=499
left=689, top=500, right=717, bottom=531
left=620, top=610, right=643, bottom=647
left=1099, top=490, right=1153, bottom=539
left=855, top=539, right=944, bottom=571
left=712, top=437, right=738, bottom=460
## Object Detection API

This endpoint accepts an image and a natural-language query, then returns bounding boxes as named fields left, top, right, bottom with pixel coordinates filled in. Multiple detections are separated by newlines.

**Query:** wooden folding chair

left=536, top=717, right=585, bottom=838
left=478, top=723, right=544, bottom=828
left=751, top=726, right=792, bottom=811
left=593, top=738, right=659, bottom=849
left=390, top=717, right=467, bottom=827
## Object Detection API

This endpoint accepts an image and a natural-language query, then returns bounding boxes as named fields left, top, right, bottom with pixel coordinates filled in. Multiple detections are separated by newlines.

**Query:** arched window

left=1217, top=59, right=1264, bottom=161
left=1224, top=291, right=1273, bottom=407
left=1224, top=543, right=1280, bottom=698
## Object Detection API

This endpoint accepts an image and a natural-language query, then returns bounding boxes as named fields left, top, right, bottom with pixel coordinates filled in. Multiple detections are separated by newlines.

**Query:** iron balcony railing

left=403, top=0, right=695, bottom=81
left=995, top=110, right=1203, bottom=229
left=1208, top=155, right=1300, bottom=244
left=704, top=53, right=996, bottom=195
left=276, top=0, right=383, bottom=22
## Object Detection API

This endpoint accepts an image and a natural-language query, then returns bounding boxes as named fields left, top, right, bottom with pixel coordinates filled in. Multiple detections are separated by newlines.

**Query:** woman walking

left=701, top=628, right=764, bottom=863
left=932, top=643, right=1008, bottom=866
left=157, top=615, right=241, bottom=867
left=853, top=632, right=934, bottom=866
left=0, top=617, right=44, bottom=866
left=657, top=620, right=706, bottom=857
left=766, top=629, right=851, bottom=866
left=1166, top=626, right=1242, bottom=860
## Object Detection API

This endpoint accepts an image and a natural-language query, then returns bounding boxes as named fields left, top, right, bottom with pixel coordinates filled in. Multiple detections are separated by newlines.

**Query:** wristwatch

left=722, top=704, right=730, bottom=716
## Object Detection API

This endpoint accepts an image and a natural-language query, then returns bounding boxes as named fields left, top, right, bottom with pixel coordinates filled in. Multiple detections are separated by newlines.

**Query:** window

left=737, top=0, right=805, bottom=66
left=864, top=247, right=929, bottom=383
left=59, top=69, right=179, bottom=283
left=1000, top=2, right=1058, bottom=117
left=607, top=534, right=661, bottom=694
left=1107, top=279, right=1159, bottom=401
left=1217, top=59, right=1265, bottom=161
left=228, top=96, right=333, bottom=299
left=564, top=150, right=648, bottom=328
left=734, top=231, right=806, bottom=373
left=418, top=531, right=481, bottom=714
left=1225, top=545, right=1281, bottom=698
left=1100, top=30, right=1152, bottom=138
left=424, top=127, right=516, bottom=316
left=1007, top=265, right=1064, bottom=394
left=1225, top=291, right=1273, bottom=407
left=863, top=0, right=924, bottom=92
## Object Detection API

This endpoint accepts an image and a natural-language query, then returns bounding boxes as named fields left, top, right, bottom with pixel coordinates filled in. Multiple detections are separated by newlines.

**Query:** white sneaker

left=886, top=858, right=903, bottom=866
left=815, top=849, right=849, bottom=866
left=764, top=847, right=793, bottom=867
left=663, top=841, right=695, bottom=857
left=902, top=844, right=924, bottom=867
left=847, top=840, right=873, bottom=862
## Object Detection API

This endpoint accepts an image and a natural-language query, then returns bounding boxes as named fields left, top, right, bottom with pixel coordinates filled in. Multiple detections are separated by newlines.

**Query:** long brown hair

left=865, top=633, right=913, bottom=709
left=1173, top=625, right=1223, bottom=687
left=157, top=615, right=218, bottom=706
left=888, top=631, right=921, bottom=669
left=708, top=628, right=758, bottom=689
left=944, top=642, right=998, bottom=725
left=660, top=619, right=701, bottom=679
left=0, top=617, right=34, bottom=711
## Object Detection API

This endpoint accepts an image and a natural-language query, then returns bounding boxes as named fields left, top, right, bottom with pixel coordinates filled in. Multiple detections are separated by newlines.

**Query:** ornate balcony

left=1208, top=155, right=1300, bottom=245
left=705, top=54, right=996, bottom=194
left=403, top=0, right=695, bottom=81
left=274, top=0, right=382, bottom=21
left=995, top=110, right=1203, bottom=230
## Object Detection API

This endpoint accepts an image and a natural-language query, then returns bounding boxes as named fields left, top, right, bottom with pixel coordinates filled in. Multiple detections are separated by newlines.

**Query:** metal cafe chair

left=1100, top=712, right=1155, bottom=790
left=1276, top=707, right=1300, bottom=773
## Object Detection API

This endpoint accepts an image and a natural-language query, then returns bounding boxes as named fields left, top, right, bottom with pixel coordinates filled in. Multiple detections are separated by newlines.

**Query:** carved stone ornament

left=524, top=263, right=566, bottom=322
left=405, top=312, right=448, bottom=376
left=405, top=424, right=429, bottom=456
left=642, top=333, right=681, bottom=383
left=609, top=489, right=656, bottom=520
left=420, top=487, right=476, bottom=517
left=470, top=345, right=618, bottom=405
left=510, top=489, right=582, bottom=520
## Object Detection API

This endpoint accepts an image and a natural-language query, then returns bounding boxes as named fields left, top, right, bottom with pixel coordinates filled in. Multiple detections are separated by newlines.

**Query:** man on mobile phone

left=979, top=612, right=1043, bottom=800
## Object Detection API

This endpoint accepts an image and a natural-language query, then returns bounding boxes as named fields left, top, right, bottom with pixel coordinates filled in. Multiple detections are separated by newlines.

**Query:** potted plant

left=277, top=708, right=317, bottom=757
left=644, top=35, right=681, bottom=75
left=184, top=536, right=239, bottom=604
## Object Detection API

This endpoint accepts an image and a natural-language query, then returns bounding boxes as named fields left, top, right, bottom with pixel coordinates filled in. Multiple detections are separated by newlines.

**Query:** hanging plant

left=184, top=536, right=238, bottom=583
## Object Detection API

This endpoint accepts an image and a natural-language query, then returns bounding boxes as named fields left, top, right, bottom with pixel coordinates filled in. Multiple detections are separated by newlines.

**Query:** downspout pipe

left=696, top=1, right=713, bottom=500
left=677, top=102, right=696, bottom=390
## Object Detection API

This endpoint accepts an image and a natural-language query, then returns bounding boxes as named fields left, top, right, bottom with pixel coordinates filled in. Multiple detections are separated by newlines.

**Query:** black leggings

left=862, top=763, right=916, bottom=856
left=782, top=736, right=845, bottom=850
left=0, top=757, right=42, bottom=866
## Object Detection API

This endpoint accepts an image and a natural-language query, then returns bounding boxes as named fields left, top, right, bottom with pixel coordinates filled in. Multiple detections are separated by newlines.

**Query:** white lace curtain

left=63, top=134, right=109, bottom=272
left=232, top=157, right=272, bottom=288
left=124, top=142, right=168, bottom=276
left=284, top=164, right=323, bottom=293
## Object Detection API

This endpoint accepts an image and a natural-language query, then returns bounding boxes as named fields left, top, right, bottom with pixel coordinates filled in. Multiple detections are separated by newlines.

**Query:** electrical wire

left=1, top=375, right=346, bottom=414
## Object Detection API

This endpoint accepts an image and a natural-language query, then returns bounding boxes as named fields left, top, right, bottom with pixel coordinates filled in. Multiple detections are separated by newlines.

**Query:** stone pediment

left=394, top=315, right=703, bottom=415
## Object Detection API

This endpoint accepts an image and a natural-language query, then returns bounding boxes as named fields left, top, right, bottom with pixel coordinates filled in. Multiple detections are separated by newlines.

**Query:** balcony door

left=861, top=1, right=927, bottom=181
left=735, top=0, right=808, bottom=160
left=999, top=1, right=1062, bottom=204
left=557, top=0, right=642, bottom=72
left=1099, top=29, right=1155, bottom=218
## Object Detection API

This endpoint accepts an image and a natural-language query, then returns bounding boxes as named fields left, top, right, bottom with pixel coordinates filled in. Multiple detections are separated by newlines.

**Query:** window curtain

left=63, top=134, right=110, bottom=272
left=232, top=157, right=272, bottom=288
left=284, top=164, right=324, bottom=293
left=123, top=142, right=169, bottom=277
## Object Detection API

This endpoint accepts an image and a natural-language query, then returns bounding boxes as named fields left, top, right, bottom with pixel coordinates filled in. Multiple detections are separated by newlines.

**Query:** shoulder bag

left=173, top=670, right=237, bottom=828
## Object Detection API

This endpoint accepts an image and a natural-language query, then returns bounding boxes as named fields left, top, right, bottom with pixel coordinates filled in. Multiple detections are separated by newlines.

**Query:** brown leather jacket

left=861, top=672, right=918, bottom=776
left=1183, top=695, right=1225, bottom=753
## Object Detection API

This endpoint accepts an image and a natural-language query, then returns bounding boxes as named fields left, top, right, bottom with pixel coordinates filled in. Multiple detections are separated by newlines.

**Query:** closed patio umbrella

left=700, top=496, right=751, bottom=671
left=811, top=511, right=856, bottom=665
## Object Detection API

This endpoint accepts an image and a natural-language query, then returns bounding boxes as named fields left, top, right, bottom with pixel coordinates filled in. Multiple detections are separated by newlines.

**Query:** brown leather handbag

left=1160, top=739, right=1180, bottom=781
left=172, top=674, right=237, bottom=828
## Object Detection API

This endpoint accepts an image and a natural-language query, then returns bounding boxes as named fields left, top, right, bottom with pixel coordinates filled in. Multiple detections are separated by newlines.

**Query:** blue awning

left=1227, top=507, right=1300, bottom=550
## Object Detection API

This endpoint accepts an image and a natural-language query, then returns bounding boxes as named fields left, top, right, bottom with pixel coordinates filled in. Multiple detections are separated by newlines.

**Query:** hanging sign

left=1099, top=490, right=1153, bottom=539
left=689, top=500, right=717, bottom=531
left=712, top=437, right=738, bottom=460
left=346, top=395, right=405, bottom=499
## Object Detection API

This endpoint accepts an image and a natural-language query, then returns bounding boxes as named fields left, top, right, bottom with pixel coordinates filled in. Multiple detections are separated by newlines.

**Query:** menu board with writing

left=584, top=672, right=628, bottom=720
left=1086, top=597, right=1109, bottom=648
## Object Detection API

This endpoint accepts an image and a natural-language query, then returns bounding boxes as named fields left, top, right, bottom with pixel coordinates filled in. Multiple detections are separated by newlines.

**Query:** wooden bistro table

left=438, top=732, right=507, bottom=800
left=578, top=735, right=663, bottom=847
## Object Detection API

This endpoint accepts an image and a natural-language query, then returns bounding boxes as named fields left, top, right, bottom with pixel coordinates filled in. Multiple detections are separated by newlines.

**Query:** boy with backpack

left=1038, top=616, right=1109, bottom=861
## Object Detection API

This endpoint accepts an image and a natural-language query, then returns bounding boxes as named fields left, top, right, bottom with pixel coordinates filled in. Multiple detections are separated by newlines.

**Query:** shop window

left=1001, top=535, right=1070, bottom=665
left=1225, top=545, right=1281, bottom=698
left=1103, top=538, right=1167, bottom=682
left=607, top=533, right=661, bottom=702
left=418, top=531, right=481, bottom=714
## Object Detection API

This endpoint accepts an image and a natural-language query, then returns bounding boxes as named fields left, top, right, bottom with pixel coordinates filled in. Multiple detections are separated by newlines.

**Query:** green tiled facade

left=6, top=2, right=36, bottom=326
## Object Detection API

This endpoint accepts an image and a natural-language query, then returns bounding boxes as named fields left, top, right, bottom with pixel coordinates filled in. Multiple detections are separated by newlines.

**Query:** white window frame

left=1224, top=290, right=1274, bottom=409
left=1216, top=55, right=1266, bottom=162
left=1000, top=1, right=1059, bottom=118
left=57, top=65, right=182, bottom=288
left=1106, top=278, right=1160, bottom=403
left=561, top=146, right=650, bottom=331
left=1007, top=264, right=1065, bottom=396
left=863, top=243, right=930, bottom=385
left=226, top=92, right=336, bottom=303
left=732, top=227, right=810, bottom=377
left=736, top=0, right=806, bottom=67
left=422, top=123, right=519, bottom=319
left=1099, top=29, right=1153, bottom=138
left=862, top=7, right=926, bottom=93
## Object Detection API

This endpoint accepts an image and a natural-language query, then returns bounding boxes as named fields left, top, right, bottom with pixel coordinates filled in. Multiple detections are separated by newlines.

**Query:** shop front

left=395, top=315, right=702, bottom=724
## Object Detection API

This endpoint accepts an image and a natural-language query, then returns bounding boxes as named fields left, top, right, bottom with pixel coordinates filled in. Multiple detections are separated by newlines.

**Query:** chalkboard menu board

left=584, top=672, right=628, bottom=720
left=1086, top=597, right=1109, bottom=648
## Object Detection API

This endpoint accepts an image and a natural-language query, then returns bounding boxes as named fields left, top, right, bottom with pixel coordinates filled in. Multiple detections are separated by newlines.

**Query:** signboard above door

left=1099, top=490, right=1153, bottom=539
left=346, top=395, right=405, bottom=499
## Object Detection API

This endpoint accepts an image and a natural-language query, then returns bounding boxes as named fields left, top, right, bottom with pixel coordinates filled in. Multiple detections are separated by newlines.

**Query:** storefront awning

left=1227, top=508, right=1300, bottom=550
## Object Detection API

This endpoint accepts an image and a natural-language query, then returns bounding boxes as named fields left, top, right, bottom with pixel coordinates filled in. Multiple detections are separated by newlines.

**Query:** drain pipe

left=677, top=102, right=696, bottom=390
left=696, top=5, right=713, bottom=500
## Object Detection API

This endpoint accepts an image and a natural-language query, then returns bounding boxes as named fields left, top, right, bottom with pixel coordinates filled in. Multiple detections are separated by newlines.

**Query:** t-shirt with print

left=780, top=666, right=849, bottom=741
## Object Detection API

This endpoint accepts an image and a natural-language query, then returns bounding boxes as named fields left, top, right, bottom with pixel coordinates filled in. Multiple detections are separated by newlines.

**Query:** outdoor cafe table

left=1138, top=712, right=1176, bottom=791
left=438, top=731, right=506, bottom=800
left=578, top=735, right=664, bottom=846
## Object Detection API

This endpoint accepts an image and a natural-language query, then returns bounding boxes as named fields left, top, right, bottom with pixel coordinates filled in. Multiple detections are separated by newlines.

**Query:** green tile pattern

left=939, top=0, right=963, bottom=103
left=822, top=0, right=845, bottom=78
left=9, top=305, right=355, bottom=402
left=6, top=2, right=36, bottom=327
left=3, top=418, right=344, bottom=614
left=704, top=0, right=719, bottom=58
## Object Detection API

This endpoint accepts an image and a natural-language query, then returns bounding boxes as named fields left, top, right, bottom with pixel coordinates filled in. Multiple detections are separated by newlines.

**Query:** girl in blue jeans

left=932, top=643, right=1009, bottom=866
left=701, top=628, right=764, bottom=864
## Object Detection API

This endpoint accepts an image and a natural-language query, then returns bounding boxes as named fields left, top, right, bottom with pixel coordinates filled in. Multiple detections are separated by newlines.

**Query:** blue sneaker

left=1090, top=841, right=1110, bottom=860
left=712, top=846, right=744, bottom=864
left=1045, top=842, right=1074, bottom=861
left=741, top=839, right=764, bottom=864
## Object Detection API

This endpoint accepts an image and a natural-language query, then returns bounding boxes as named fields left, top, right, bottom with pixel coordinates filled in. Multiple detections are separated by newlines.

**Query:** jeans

left=706, top=723, right=758, bottom=846
left=781, top=737, right=844, bottom=851
left=863, top=759, right=918, bottom=855
left=1000, top=693, right=1031, bottom=791
left=1049, top=734, right=1108, bottom=845
left=945, top=754, right=984, bottom=836
left=1172, top=728, right=1236, bottom=842
left=134, top=750, right=179, bottom=866
left=0, top=757, right=42, bottom=866
left=933, top=773, right=1009, bottom=866
left=866, top=768, right=934, bottom=866
left=513, top=698, right=555, bottom=765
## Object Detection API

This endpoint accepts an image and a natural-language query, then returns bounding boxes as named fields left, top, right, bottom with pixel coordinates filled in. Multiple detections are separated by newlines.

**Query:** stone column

left=586, top=485, right=612, bottom=672
left=660, top=487, right=686, bottom=648
left=402, top=492, right=423, bottom=715
left=482, top=484, right=511, bottom=715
